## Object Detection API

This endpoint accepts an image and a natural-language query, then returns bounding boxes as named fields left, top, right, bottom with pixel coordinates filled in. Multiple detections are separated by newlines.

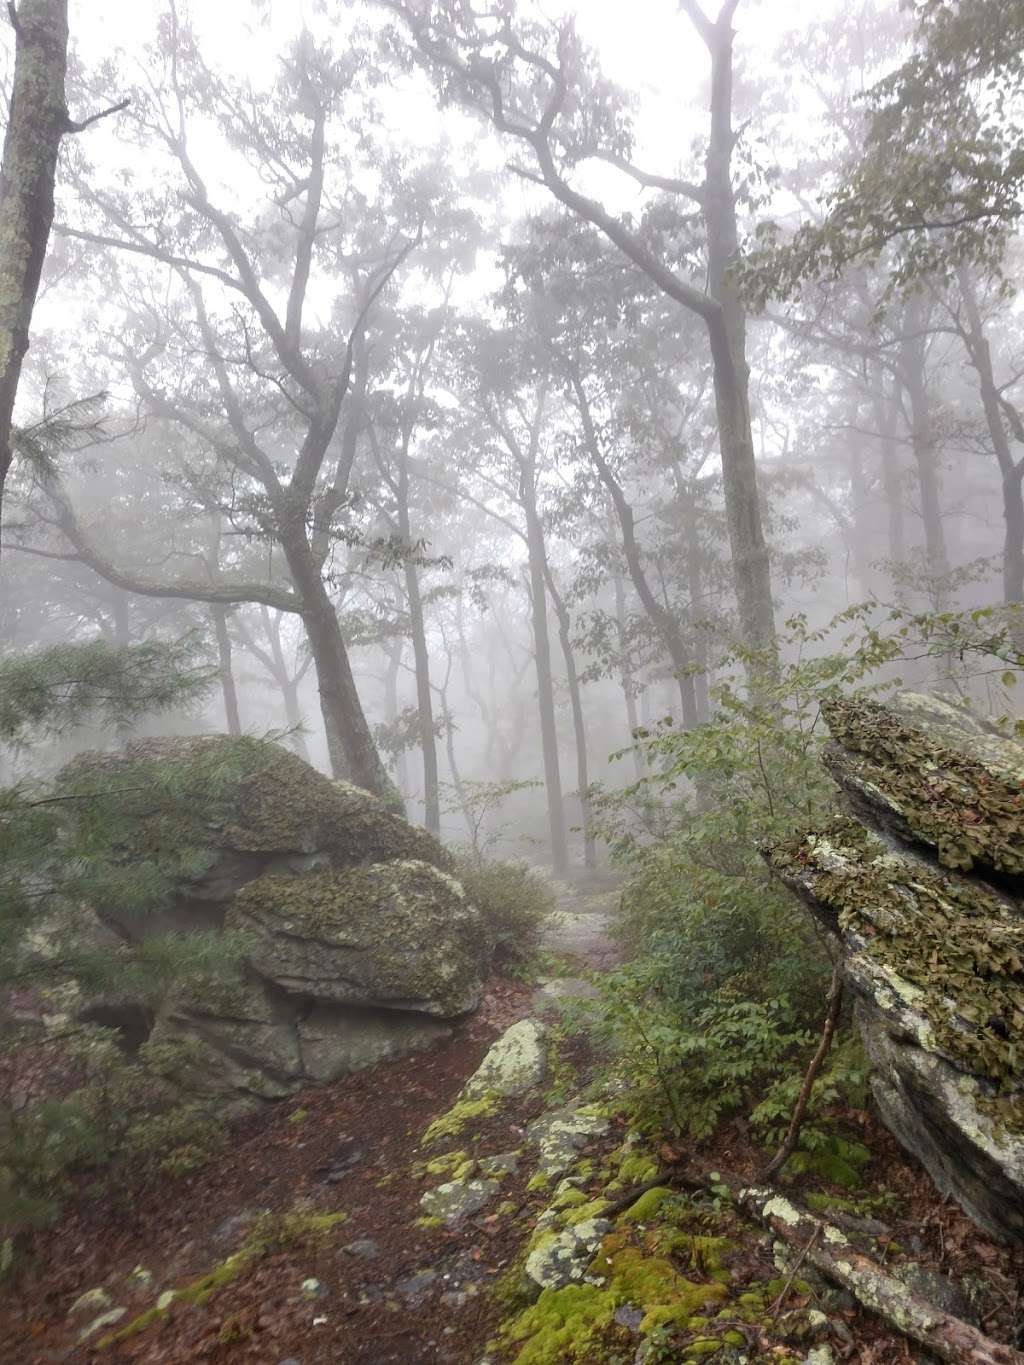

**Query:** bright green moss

left=421, top=1093, right=499, bottom=1145
left=503, top=1233, right=729, bottom=1364
left=619, top=1186, right=673, bottom=1222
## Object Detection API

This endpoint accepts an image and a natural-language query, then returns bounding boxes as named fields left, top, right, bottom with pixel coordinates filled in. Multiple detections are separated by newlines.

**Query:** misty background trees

left=3, top=0, right=1023, bottom=869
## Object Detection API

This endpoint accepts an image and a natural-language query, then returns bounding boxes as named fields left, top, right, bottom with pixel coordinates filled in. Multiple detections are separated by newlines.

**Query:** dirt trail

left=0, top=877, right=621, bottom=1365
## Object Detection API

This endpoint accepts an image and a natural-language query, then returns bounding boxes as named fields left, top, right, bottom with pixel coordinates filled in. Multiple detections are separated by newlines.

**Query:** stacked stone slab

left=763, top=693, right=1024, bottom=1244
left=64, top=736, right=491, bottom=1106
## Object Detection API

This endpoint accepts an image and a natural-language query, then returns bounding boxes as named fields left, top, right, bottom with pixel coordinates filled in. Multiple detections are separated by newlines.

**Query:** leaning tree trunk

left=0, top=0, right=70, bottom=551
left=575, top=377, right=699, bottom=729
left=281, top=527, right=395, bottom=802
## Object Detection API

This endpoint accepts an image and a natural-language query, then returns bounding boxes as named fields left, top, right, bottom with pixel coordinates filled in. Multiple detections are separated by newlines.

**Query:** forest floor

left=2, top=879, right=1022, bottom=1365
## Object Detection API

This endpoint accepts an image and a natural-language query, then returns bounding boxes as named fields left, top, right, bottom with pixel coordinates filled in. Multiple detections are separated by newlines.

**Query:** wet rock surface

left=764, top=691, right=1024, bottom=1243
left=65, top=736, right=491, bottom=1105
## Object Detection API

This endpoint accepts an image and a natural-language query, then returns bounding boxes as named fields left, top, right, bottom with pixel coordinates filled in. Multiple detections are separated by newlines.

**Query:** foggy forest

left=1, top=1, right=1024, bottom=1362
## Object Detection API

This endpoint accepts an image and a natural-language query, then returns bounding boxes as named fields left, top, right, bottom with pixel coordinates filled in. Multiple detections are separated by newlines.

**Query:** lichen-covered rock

left=461, top=1018, right=547, bottom=1098
left=527, top=1103, right=609, bottom=1179
left=419, top=1177, right=498, bottom=1223
left=820, top=693, right=1024, bottom=881
left=63, top=736, right=488, bottom=1105
left=228, top=860, right=489, bottom=1016
left=764, top=692, right=1024, bottom=1244
left=524, top=1217, right=613, bottom=1289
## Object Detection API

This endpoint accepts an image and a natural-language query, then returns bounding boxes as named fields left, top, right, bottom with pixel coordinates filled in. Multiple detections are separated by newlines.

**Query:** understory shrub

left=582, top=606, right=1020, bottom=1150
left=454, top=854, right=555, bottom=967
left=0, top=1029, right=225, bottom=1235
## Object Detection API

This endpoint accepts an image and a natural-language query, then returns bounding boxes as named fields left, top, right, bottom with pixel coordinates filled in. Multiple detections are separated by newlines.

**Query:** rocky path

left=530, top=878, right=621, bottom=1013
left=1, top=880, right=622, bottom=1365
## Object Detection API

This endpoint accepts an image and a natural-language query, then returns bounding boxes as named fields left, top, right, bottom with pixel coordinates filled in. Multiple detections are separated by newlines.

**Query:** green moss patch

left=421, top=1092, right=500, bottom=1145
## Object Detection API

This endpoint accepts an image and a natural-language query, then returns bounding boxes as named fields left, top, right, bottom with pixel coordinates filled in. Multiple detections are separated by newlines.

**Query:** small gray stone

left=394, top=1269, right=438, bottom=1303
left=614, top=1303, right=645, bottom=1332
left=420, top=1177, right=498, bottom=1223
left=524, top=1218, right=612, bottom=1290
left=527, top=1103, right=609, bottom=1178
left=479, top=1150, right=519, bottom=1178
left=342, top=1238, right=380, bottom=1260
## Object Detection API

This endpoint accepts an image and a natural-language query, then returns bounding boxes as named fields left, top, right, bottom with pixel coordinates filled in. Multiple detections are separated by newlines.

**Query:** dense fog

left=2, top=0, right=1020, bottom=868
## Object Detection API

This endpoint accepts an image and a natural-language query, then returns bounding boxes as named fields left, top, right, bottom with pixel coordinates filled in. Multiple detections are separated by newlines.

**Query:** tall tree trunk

left=900, top=295, right=950, bottom=599
left=212, top=605, right=241, bottom=736
left=870, top=383, right=907, bottom=578
left=956, top=265, right=1024, bottom=608
left=398, top=442, right=440, bottom=836
left=0, top=0, right=70, bottom=549
left=382, top=633, right=410, bottom=800
left=574, top=374, right=699, bottom=728
left=699, top=4, right=776, bottom=659
left=281, top=527, right=396, bottom=802
left=544, top=563, right=596, bottom=869
left=521, top=478, right=569, bottom=876
left=612, top=565, right=645, bottom=782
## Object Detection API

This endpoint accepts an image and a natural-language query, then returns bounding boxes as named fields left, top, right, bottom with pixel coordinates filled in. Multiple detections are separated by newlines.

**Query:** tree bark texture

left=0, top=0, right=70, bottom=548
left=899, top=294, right=950, bottom=594
left=398, top=436, right=440, bottom=836
left=544, top=561, right=596, bottom=869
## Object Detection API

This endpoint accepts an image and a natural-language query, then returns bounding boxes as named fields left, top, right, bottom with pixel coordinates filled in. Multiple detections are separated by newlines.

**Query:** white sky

left=67, top=0, right=854, bottom=176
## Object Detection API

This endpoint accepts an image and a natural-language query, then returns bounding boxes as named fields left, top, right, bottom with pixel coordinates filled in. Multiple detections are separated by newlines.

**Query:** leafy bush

left=583, top=605, right=1018, bottom=1152
left=454, top=855, right=555, bottom=967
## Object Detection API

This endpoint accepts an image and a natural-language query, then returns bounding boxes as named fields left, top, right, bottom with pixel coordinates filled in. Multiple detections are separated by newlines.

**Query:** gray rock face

left=764, top=692, right=1024, bottom=1244
left=461, top=1018, right=547, bottom=1099
left=66, top=737, right=491, bottom=1106
left=419, top=1178, right=499, bottom=1223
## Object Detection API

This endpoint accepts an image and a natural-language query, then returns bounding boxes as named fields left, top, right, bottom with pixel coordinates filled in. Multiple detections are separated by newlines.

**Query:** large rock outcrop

left=63, top=736, right=491, bottom=1104
left=764, top=693, right=1024, bottom=1244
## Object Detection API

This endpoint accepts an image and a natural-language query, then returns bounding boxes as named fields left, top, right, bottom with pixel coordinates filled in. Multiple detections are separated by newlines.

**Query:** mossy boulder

left=228, top=860, right=489, bottom=1016
left=64, top=736, right=488, bottom=1105
left=764, top=692, right=1024, bottom=1244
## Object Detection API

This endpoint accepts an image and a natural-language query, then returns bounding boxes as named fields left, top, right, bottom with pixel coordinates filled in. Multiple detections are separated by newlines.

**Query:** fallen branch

left=762, top=962, right=844, bottom=1180
left=736, top=1185, right=1024, bottom=1365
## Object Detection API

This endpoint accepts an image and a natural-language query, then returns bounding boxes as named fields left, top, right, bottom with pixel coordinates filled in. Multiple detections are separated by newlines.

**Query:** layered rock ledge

left=763, top=693, right=1024, bottom=1244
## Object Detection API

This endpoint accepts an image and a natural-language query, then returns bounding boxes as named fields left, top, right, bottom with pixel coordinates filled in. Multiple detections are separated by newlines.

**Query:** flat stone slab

left=419, top=1178, right=499, bottom=1224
